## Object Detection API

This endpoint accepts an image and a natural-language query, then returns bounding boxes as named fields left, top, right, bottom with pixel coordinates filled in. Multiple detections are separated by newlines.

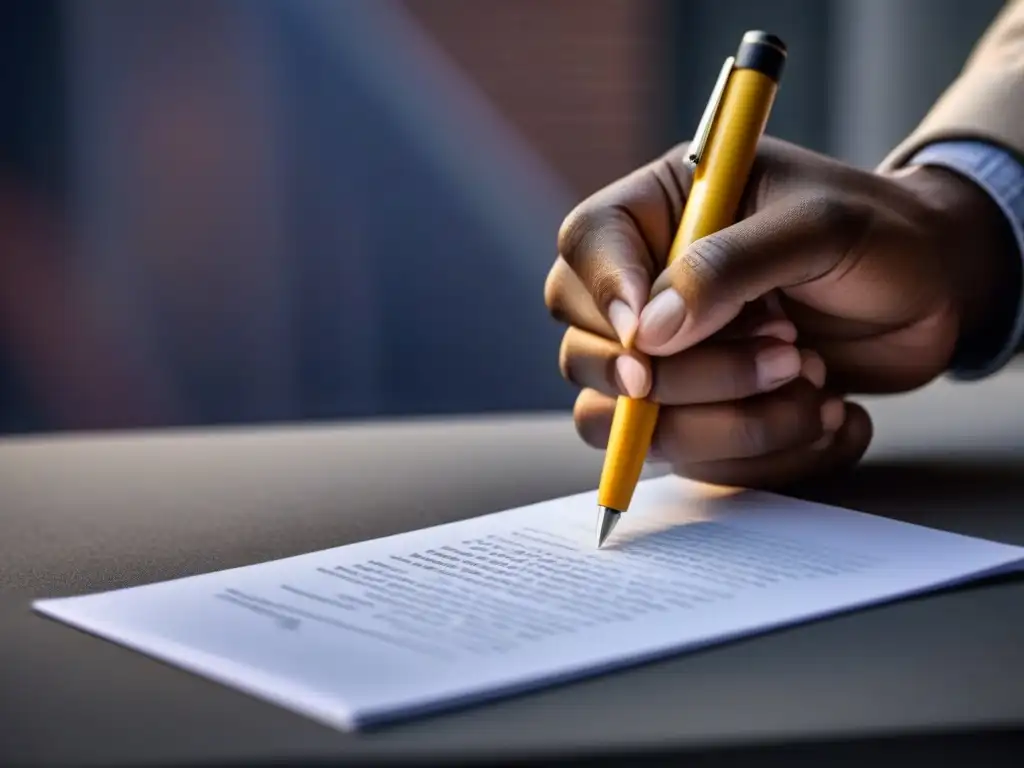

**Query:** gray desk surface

left=3, top=368, right=1024, bottom=767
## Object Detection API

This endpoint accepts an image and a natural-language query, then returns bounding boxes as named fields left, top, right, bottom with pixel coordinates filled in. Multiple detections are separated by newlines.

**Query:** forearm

left=899, top=142, right=1024, bottom=379
left=878, top=1, right=1024, bottom=378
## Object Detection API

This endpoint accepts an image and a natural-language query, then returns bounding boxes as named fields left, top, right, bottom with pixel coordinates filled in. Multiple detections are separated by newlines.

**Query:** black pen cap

left=735, top=31, right=787, bottom=83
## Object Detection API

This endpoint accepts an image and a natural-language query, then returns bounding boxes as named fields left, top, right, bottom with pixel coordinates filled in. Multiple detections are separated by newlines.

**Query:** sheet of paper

left=34, top=476, right=1024, bottom=730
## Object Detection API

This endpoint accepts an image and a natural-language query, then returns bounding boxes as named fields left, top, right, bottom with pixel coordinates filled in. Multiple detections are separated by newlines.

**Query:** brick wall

left=400, top=0, right=668, bottom=199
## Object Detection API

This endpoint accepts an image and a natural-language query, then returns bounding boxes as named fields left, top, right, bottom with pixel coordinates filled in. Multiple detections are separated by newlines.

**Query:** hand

left=544, top=136, right=1018, bottom=489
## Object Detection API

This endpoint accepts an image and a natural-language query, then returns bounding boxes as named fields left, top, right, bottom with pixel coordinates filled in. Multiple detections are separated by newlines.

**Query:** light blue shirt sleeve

left=907, top=140, right=1024, bottom=380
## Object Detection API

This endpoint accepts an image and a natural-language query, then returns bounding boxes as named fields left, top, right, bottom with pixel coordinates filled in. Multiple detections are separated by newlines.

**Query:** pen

left=595, top=31, right=787, bottom=548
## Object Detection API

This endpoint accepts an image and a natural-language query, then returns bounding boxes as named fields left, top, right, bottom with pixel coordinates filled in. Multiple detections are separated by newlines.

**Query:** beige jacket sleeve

left=882, top=0, right=1024, bottom=169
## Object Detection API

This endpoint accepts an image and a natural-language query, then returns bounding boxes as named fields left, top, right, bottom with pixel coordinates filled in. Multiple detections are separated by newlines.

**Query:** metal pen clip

left=687, top=56, right=734, bottom=166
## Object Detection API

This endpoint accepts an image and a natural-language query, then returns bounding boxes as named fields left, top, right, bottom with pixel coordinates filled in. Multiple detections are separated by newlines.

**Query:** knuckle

left=556, top=206, right=624, bottom=308
left=681, top=232, right=736, bottom=287
left=797, top=194, right=872, bottom=244
left=558, top=205, right=647, bottom=308
left=556, top=203, right=598, bottom=262
left=798, top=195, right=847, bottom=228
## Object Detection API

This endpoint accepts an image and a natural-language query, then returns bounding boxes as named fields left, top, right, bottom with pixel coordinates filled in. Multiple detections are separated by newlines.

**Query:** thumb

left=634, top=195, right=867, bottom=356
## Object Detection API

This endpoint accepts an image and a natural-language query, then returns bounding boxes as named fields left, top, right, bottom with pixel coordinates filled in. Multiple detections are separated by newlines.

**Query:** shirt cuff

left=907, top=140, right=1024, bottom=381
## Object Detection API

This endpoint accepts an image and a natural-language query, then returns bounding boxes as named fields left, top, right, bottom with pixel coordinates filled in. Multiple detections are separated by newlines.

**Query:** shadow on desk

left=3, top=423, right=1024, bottom=767
left=802, top=458, right=1024, bottom=547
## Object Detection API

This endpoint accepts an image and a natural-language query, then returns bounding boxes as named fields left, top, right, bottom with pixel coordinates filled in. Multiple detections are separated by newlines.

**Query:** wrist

left=892, top=164, right=1021, bottom=367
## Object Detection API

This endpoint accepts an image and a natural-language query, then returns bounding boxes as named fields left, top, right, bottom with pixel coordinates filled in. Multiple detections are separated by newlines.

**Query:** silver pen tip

left=596, top=506, right=621, bottom=548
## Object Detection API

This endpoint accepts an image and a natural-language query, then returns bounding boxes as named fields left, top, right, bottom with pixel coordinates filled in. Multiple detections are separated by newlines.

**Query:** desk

left=3, top=367, right=1024, bottom=766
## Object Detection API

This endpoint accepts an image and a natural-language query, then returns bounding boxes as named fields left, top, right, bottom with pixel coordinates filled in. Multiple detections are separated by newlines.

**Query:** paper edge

left=32, top=600, right=360, bottom=732
left=33, top=554, right=1024, bottom=731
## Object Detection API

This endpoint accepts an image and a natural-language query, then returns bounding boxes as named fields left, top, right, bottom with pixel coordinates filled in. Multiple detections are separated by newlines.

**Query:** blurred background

left=0, top=0, right=1008, bottom=435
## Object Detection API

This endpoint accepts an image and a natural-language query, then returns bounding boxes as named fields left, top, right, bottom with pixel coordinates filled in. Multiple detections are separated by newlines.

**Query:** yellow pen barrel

left=598, top=397, right=660, bottom=513
left=596, top=33, right=784, bottom=515
left=670, top=68, right=778, bottom=264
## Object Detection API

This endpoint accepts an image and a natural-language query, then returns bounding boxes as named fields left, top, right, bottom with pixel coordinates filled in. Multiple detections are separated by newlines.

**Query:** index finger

left=552, top=148, right=693, bottom=345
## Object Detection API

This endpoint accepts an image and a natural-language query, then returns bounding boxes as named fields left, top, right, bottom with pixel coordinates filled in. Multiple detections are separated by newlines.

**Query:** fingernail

left=754, top=345, right=801, bottom=391
left=820, top=398, right=846, bottom=432
left=637, top=289, right=685, bottom=348
left=614, top=355, right=650, bottom=399
left=811, top=433, right=834, bottom=451
left=752, top=319, right=798, bottom=343
left=607, top=299, right=638, bottom=347
left=801, top=350, right=826, bottom=389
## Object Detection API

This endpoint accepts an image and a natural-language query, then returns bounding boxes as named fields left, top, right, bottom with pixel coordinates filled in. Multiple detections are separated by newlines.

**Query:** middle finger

left=574, top=378, right=842, bottom=464
left=560, top=326, right=818, bottom=404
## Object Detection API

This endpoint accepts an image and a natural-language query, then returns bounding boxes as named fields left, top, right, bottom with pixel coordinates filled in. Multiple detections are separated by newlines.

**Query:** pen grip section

left=598, top=396, right=659, bottom=512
